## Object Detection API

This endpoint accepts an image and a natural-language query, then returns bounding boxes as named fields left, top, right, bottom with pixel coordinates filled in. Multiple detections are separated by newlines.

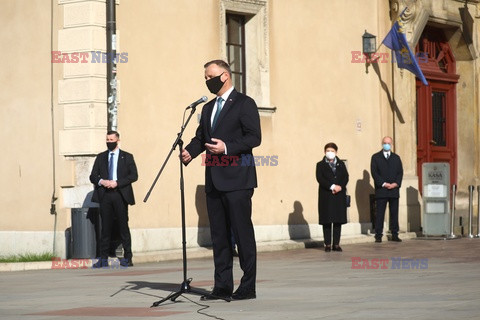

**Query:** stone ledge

left=0, top=232, right=417, bottom=272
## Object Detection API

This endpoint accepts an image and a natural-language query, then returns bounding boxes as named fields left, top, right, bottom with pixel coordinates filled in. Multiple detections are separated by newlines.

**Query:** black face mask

left=106, top=141, right=117, bottom=151
left=206, top=73, right=225, bottom=94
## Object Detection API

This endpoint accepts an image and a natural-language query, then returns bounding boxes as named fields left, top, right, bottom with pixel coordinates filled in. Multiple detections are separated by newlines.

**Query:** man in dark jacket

left=182, top=60, right=261, bottom=301
left=90, top=130, right=138, bottom=267
left=370, top=136, right=403, bottom=243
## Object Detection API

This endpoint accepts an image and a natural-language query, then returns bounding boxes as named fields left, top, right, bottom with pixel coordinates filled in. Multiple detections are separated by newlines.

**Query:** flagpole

left=383, top=3, right=405, bottom=139
left=380, top=2, right=428, bottom=144
left=388, top=4, right=407, bottom=146
left=392, top=2, right=403, bottom=142
left=391, top=51, right=396, bottom=145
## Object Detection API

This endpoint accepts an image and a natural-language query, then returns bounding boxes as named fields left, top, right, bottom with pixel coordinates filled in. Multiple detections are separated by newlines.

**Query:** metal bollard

left=468, top=185, right=474, bottom=238
left=448, top=184, right=457, bottom=238
left=476, top=186, right=480, bottom=238
left=460, top=216, right=464, bottom=236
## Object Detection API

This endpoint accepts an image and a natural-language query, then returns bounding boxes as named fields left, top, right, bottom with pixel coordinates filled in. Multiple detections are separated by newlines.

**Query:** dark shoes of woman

left=325, top=245, right=343, bottom=252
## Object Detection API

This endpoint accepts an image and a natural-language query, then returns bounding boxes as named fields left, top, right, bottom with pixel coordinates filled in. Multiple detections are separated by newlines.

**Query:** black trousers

left=206, top=187, right=256, bottom=294
left=375, top=197, right=399, bottom=237
left=99, top=190, right=132, bottom=260
left=322, top=223, right=342, bottom=246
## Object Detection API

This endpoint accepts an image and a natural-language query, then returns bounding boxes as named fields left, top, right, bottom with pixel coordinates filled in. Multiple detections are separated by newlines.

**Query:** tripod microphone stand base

left=151, top=278, right=230, bottom=307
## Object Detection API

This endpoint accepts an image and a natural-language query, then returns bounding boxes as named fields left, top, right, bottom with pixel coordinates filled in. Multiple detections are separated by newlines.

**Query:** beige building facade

left=1, top=0, right=479, bottom=258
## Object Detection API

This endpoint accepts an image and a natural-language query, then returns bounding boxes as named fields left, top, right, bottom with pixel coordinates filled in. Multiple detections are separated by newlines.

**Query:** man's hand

left=384, top=183, right=398, bottom=189
left=181, top=148, right=192, bottom=164
left=205, top=138, right=225, bottom=154
left=100, top=179, right=117, bottom=188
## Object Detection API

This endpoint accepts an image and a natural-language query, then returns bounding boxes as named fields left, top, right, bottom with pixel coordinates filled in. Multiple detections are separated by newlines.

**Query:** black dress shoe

left=375, top=236, right=382, bottom=243
left=391, top=235, right=402, bottom=242
left=200, top=288, right=231, bottom=301
left=325, top=245, right=331, bottom=252
left=231, top=288, right=256, bottom=300
left=120, top=258, right=133, bottom=267
left=332, top=245, right=343, bottom=252
left=92, top=259, right=108, bottom=268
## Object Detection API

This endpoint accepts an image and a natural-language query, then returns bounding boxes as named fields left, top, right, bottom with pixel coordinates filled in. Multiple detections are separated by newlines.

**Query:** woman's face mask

left=325, top=151, right=336, bottom=160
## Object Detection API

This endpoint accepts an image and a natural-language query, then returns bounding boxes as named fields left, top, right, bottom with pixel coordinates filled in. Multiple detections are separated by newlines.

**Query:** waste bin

left=71, top=208, right=97, bottom=258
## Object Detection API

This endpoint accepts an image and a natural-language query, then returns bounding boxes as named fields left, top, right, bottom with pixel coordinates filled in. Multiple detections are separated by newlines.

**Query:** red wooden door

left=416, top=27, right=459, bottom=190
left=416, top=82, right=457, bottom=188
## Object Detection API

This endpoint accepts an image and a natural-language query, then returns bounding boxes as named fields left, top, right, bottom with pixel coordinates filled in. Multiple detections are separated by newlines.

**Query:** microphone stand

left=144, top=104, right=230, bottom=307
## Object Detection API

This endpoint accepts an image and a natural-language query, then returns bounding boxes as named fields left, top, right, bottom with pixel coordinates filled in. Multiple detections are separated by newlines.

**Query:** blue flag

left=382, top=10, right=428, bottom=85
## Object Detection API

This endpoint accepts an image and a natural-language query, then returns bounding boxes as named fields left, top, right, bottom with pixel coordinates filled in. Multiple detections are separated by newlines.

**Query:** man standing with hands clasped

left=370, top=136, right=403, bottom=243
left=90, top=130, right=138, bottom=268
left=181, top=60, right=261, bottom=301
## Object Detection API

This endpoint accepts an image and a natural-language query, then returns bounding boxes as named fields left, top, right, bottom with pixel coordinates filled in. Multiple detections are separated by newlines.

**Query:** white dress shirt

left=209, top=86, right=234, bottom=155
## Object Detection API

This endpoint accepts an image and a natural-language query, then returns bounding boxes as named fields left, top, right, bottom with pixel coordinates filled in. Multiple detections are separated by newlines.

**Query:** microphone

left=186, top=96, right=208, bottom=109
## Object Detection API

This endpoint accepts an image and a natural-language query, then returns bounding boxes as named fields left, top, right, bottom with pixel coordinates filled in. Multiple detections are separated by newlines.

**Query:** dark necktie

left=386, top=153, right=390, bottom=160
left=211, top=97, right=224, bottom=130
left=108, top=152, right=114, bottom=180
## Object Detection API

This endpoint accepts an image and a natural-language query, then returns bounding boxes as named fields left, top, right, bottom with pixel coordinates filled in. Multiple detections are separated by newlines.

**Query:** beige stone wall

left=268, top=0, right=394, bottom=226
left=115, top=0, right=218, bottom=229
left=0, top=0, right=68, bottom=256
left=0, top=0, right=60, bottom=230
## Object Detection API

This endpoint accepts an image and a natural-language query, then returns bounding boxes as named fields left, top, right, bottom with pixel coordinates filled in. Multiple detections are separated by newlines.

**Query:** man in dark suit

left=370, top=136, right=403, bottom=243
left=90, top=130, right=138, bottom=267
left=181, top=60, right=261, bottom=301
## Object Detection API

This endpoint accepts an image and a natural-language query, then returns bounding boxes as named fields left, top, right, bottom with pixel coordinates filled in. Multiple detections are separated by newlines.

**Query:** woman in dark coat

left=316, top=142, right=349, bottom=252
